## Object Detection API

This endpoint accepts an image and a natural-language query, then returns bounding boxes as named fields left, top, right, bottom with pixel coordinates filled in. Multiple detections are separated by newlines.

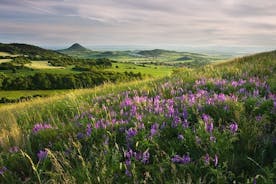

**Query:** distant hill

left=0, top=43, right=65, bottom=59
left=59, top=43, right=90, bottom=52
left=137, top=49, right=178, bottom=57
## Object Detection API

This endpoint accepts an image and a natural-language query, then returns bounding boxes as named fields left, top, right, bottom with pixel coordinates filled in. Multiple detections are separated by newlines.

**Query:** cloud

left=0, top=0, right=275, bottom=49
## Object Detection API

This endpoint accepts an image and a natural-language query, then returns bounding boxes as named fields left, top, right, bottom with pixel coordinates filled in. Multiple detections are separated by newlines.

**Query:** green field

left=107, top=62, right=174, bottom=77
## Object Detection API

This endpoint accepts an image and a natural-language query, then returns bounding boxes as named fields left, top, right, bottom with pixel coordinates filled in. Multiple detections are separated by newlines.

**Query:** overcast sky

left=0, top=0, right=276, bottom=50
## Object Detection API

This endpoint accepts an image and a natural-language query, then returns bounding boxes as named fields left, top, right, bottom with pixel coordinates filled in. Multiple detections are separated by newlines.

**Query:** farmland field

left=25, top=61, right=65, bottom=70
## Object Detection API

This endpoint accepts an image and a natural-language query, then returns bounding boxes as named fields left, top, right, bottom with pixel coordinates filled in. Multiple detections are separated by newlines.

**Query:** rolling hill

left=0, top=43, right=66, bottom=59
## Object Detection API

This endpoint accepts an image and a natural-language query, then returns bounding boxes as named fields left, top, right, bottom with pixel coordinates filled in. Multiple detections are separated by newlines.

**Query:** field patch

left=0, top=59, right=12, bottom=63
left=107, top=62, right=174, bottom=77
left=25, top=61, right=65, bottom=69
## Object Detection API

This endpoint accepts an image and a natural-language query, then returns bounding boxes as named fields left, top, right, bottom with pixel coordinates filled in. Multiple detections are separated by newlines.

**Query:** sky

left=0, top=0, right=276, bottom=51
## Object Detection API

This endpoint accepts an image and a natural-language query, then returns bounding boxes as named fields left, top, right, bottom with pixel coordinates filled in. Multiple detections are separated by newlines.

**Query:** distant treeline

left=0, top=94, right=47, bottom=104
left=48, top=57, right=113, bottom=67
left=0, top=71, right=143, bottom=90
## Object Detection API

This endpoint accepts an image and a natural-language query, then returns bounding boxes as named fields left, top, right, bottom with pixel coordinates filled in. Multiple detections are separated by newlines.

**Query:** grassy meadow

left=0, top=50, right=275, bottom=183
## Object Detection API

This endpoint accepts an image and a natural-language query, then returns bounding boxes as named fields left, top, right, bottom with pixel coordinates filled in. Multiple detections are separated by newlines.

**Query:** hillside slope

left=0, top=43, right=65, bottom=58
left=0, top=50, right=275, bottom=183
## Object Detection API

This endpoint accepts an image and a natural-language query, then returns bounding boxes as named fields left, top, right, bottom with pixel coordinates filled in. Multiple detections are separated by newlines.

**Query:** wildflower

left=178, top=134, right=184, bottom=140
left=0, top=167, right=7, bottom=175
left=182, top=119, right=189, bottom=129
left=150, top=123, right=159, bottom=137
left=141, top=150, right=150, bottom=164
left=195, top=136, right=201, bottom=145
left=214, top=154, right=218, bottom=166
left=171, top=155, right=182, bottom=163
left=160, top=122, right=166, bottom=129
left=9, top=146, right=19, bottom=153
left=125, top=159, right=131, bottom=167
left=182, top=107, right=188, bottom=120
left=77, top=132, right=84, bottom=139
left=204, top=154, right=210, bottom=165
left=86, top=123, right=92, bottom=136
left=126, top=128, right=137, bottom=139
left=255, top=115, right=262, bottom=121
left=202, top=114, right=214, bottom=133
left=124, top=149, right=134, bottom=159
left=125, top=169, right=132, bottom=177
left=32, top=123, right=53, bottom=133
left=171, top=154, right=191, bottom=164
left=37, top=149, right=48, bottom=161
left=210, top=136, right=216, bottom=142
left=183, top=155, right=191, bottom=164
left=229, top=122, right=238, bottom=133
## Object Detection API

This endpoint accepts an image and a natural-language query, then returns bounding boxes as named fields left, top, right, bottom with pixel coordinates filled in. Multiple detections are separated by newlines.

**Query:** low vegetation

left=0, top=50, right=275, bottom=183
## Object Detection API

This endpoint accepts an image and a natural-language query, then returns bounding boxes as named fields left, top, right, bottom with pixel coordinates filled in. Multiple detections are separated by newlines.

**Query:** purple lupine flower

left=150, top=123, right=159, bottom=137
left=182, top=119, right=189, bottom=129
left=255, top=115, right=262, bottom=122
left=229, top=122, right=238, bottom=133
left=204, top=154, right=210, bottom=165
left=32, top=123, right=53, bottom=133
left=86, top=123, right=92, bottom=136
left=124, top=149, right=134, bottom=159
left=126, top=128, right=137, bottom=139
left=37, top=150, right=48, bottom=161
left=125, top=169, right=132, bottom=177
left=141, top=150, right=150, bottom=164
left=183, top=155, right=191, bottom=164
left=125, top=159, right=131, bottom=167
left=0, top=167, right=7, bottom=175
left=9, top=146, right=19, bottom=153
left=77, top=132, right=84, bottom=140
left=253, top=177, right=257, bottom=184
left=137, top=122, right=145, bottom=130
left=182, top=107, right=188, bottom=120
left=134, top=152, right=142, bottom=160
left=195, top=136, right=201, bottom=145
left=253, top=89, right=259, bottom=96
left=171, top=155, right=182, bottom=163
left=160, top=122, right=166, bottom=129
left=202, top=114, right=213, bottom=133
left=178, top=134, right=184, bottom=140
left=171, top=154, right=191, bottom=164
left=210, top=136, right=216, bottom=142
left=214, top=154, right=218, bottom=166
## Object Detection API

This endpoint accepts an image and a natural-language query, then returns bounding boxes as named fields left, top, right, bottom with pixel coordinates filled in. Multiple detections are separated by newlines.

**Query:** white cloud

left=0, top=0, right=275, bottom=48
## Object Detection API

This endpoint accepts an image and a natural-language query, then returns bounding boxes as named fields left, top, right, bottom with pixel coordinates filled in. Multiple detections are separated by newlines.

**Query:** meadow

left=0, top=50, right=275, bottom=183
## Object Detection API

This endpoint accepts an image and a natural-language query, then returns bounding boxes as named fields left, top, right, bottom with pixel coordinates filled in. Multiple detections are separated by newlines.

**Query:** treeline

left=48, top=57, right=113, bottom=67
left=0, top=62, right=32, bottom=72
left=0, top=95, right=47, bottom=104
left=1, top=71, right=143, bottom=90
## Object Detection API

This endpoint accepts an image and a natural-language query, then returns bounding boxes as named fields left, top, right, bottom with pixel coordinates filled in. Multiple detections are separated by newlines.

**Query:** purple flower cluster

left=171, top=154, right=191, bottom=164
left=37, top=149, right=48, bottom=161
left=126, top=128, right=138, bottom=139
left=202, top=114, right=214, bottom=133
left=229, top=122, right=238, bottom=133
left=203, top=154, right=219, bottom=166
left=0, top=166, right=7, bottom=175
left=32, top=123, right=53, bottom=133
